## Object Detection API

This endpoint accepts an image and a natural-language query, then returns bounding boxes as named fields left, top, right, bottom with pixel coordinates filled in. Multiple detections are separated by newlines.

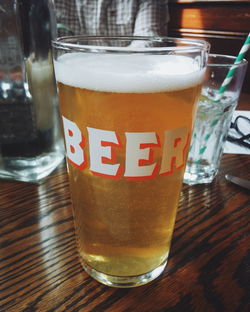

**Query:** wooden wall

left=168, top=0, right=250, bottom=93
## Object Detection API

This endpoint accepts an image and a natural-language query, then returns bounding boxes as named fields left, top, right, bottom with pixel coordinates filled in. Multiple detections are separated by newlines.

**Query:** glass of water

left=184, top=54, right=248, bottom=185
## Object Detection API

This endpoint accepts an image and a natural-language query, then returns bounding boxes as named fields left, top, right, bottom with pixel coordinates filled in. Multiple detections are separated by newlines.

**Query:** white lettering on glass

left=62, top=116, right=85, bottom=169
left=124, top=132, right=159, bottom=179
left=160, top=127, right=189, bottom=175
left=87, top=127, right=122, bottom=178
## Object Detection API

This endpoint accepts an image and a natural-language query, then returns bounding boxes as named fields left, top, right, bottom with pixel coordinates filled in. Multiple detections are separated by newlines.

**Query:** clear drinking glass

left=0, top=0, right=64, bottom=182
left=184, top=54, right=248, bottom=185
left=52, top=36, right=209, bottom=287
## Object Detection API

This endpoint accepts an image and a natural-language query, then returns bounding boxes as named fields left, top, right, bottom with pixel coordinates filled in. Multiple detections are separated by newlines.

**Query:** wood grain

left=169, top=6, right=250, bottom=32
left=0, top=97, right=250, bottom=311
left=168, top=0, right=250, bottom=93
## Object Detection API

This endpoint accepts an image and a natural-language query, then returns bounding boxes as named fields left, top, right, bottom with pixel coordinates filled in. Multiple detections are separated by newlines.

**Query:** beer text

left=62, top=116, right=189, bottom=180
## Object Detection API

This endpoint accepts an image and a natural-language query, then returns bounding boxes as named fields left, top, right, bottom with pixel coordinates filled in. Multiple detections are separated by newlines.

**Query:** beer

left=54, top=52, right=204, bottom=282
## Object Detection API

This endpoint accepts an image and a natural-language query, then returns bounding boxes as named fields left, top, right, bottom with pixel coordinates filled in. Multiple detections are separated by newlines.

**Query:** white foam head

left=54, top=53, right=204, bottom=93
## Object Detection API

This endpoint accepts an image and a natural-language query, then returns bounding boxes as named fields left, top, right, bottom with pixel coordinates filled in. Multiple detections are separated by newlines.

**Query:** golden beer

left=53, top=44, right=208, bottom=287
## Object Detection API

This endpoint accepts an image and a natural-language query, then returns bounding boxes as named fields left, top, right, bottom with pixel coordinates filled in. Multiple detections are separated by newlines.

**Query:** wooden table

left=0, top=97, right=249, bottom=312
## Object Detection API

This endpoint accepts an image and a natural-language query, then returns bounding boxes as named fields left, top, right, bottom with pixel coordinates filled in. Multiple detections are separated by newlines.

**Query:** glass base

left=0, top=152, right=64, bottom=182
left=82, top=260, right=167, bottom=288
left=184, top=163, right=217, bottom=185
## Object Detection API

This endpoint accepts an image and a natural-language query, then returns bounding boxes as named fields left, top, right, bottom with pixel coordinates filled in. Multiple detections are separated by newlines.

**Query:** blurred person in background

left=54, top=0, right=169, bottom=37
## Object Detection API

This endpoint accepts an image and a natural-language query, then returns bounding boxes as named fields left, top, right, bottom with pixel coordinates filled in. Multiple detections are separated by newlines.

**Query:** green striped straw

left=216, top=32, right=250, bottom=100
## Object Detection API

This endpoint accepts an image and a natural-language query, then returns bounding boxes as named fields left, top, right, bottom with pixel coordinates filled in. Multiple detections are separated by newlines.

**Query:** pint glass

left=52, top=37, right=209, bottom=287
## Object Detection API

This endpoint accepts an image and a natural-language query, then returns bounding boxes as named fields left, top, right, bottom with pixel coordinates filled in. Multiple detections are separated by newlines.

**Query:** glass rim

left=207, top=53, right=248, bottom=68
left=52, top=35, right=210, bottom=53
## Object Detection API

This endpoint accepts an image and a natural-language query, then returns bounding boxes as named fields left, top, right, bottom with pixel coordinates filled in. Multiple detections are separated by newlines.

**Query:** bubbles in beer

left=54, top=53, right=204, bottom=93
